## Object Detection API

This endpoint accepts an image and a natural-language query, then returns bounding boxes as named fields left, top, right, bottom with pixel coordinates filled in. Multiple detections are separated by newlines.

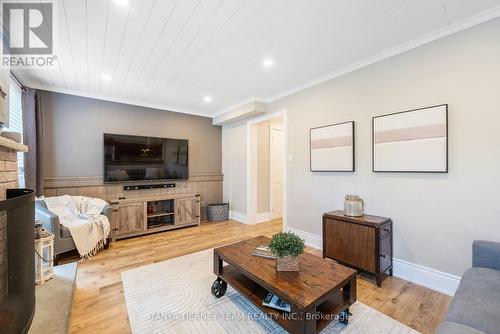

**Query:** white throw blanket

left=43, top=195, right=111, bottom=259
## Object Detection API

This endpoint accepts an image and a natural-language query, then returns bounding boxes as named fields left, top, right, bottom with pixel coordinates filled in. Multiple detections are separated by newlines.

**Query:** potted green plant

left=269, top=232, right=305, bottom=271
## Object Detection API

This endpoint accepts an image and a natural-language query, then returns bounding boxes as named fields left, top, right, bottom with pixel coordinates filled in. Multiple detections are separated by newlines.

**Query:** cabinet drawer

left=379, top=224, right=392, bottom=238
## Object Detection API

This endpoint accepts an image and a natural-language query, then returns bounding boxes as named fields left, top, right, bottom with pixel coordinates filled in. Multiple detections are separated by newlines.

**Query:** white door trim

left=246, top=109, right=287, bottom=231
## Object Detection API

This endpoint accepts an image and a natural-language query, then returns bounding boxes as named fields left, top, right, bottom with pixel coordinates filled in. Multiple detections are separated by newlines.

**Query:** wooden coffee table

left=211, top=236, right=357, bottom=334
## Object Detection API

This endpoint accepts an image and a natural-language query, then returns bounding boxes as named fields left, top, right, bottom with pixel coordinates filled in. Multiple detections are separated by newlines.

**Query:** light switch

left=288, top=154, right=293, bottom=162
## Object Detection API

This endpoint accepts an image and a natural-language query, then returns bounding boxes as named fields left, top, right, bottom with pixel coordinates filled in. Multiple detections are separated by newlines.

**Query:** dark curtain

left=22, top=89, right=44, bottom=196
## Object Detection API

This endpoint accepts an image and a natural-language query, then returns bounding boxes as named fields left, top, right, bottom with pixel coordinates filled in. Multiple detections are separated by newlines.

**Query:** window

left=5, top=77, right=24, bottom=187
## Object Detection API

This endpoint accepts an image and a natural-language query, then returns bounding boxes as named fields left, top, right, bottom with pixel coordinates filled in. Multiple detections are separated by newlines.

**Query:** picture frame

left=310, top=121, right=355, bottom=172
left=372, top=104, right=448, bottom=173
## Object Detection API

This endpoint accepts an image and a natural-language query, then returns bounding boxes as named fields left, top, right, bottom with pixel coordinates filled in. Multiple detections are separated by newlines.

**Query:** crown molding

left=14, top=5, right=500, bottom=121
left=265, top=5, right=500, bottom=103
left=20, top=81, right=212, bottom=118
left=217, top=5, right=500, bottom=118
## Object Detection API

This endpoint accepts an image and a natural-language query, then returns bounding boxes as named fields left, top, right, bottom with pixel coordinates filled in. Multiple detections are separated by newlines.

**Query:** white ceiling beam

left=212, top=100, right=267, bottom=126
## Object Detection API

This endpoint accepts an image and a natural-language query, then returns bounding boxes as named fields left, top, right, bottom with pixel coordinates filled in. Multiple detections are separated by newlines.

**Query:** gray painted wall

left=41, top=91, right=222, bottom=177
left=223, top=17, right=500, bottom=276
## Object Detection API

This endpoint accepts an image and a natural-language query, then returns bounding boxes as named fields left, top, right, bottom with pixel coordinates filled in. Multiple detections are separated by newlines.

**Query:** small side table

left=323, top=210, right=393, bottom=286
left=34, top=233, right=55, bottom=285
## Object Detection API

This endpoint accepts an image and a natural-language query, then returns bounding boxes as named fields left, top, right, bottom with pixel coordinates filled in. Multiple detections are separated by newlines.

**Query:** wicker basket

left=207, top=203, right=229, bottom=222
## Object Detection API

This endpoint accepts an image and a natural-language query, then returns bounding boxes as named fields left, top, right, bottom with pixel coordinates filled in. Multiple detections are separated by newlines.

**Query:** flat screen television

left=103, top=134, right=188, bottom=183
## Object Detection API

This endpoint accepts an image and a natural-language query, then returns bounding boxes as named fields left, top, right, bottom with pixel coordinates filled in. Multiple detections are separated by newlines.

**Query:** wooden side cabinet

left=322, top=210, right=393, bottom=287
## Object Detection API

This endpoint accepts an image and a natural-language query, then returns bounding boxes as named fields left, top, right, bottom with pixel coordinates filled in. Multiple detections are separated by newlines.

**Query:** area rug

left=122, top=249, right=419, bottom=334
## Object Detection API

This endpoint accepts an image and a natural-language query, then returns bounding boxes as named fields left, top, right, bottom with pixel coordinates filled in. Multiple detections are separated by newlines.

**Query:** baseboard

left=229, top=210, right=248, bottom=224
left=287, top=227, right=461, bottom=296
left=231, top=211, right=273, bottom=224
left=256, top=212, right=270, bottom=223
left=392, top=258, right=460, bottom=296
left=288, top=227, right=323, bottom=251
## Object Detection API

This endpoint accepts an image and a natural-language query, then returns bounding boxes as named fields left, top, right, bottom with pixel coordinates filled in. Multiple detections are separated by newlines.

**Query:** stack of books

left=252, top=245, right=276, bottom=259
left=262, top=292, right=291, bottom=312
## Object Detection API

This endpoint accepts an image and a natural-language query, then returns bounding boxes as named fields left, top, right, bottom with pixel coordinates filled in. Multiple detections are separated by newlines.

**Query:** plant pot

left=276, top=256, right=299, bottom=272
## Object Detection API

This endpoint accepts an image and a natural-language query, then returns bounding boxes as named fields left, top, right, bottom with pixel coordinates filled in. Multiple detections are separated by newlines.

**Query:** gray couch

left=437, top=240, right=500, bottom=334
left=35, top=200, right=113, bottom=263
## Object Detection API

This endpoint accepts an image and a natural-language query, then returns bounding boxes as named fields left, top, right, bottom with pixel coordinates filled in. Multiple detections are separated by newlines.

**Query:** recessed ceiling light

left=114, top=0, right=129, bottom=8
left=102, top=73, right=112, bottom=81
left=204, top=96, right=212, bottom=103
left=262, top=57, right=274, bottom=67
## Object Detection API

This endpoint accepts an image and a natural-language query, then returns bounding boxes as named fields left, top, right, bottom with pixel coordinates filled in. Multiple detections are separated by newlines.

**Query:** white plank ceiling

left=14, top=0, right=500, bottom=117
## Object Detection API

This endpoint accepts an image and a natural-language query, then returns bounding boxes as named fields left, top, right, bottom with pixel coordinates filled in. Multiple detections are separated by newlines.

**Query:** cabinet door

left=116, top=203, right=145, bottom=236
left=175, top=197, right=200, bottom=225
left=324, top=218, right=376, bottom=273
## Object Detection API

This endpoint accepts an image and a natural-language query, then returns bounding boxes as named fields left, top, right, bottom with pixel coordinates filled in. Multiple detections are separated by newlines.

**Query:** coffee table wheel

left=211, top=278, right=227, bottom=298
left=339, top=309, right=351, bottom=325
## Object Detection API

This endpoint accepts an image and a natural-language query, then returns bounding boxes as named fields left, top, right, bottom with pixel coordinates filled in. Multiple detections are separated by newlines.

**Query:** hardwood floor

left=64, top=219, right=450, bottom=334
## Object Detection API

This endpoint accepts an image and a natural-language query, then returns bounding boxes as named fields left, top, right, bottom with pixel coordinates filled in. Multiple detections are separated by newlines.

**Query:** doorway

left=246, top=110, right=287, bottom=228
left=269, top=125, right=283, bottom=220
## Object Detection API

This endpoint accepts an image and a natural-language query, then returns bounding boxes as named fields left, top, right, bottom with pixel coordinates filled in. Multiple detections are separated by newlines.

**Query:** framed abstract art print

left=372, top=104, right=448, bottom=173
left=310, top=121, right=355, bottom=172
